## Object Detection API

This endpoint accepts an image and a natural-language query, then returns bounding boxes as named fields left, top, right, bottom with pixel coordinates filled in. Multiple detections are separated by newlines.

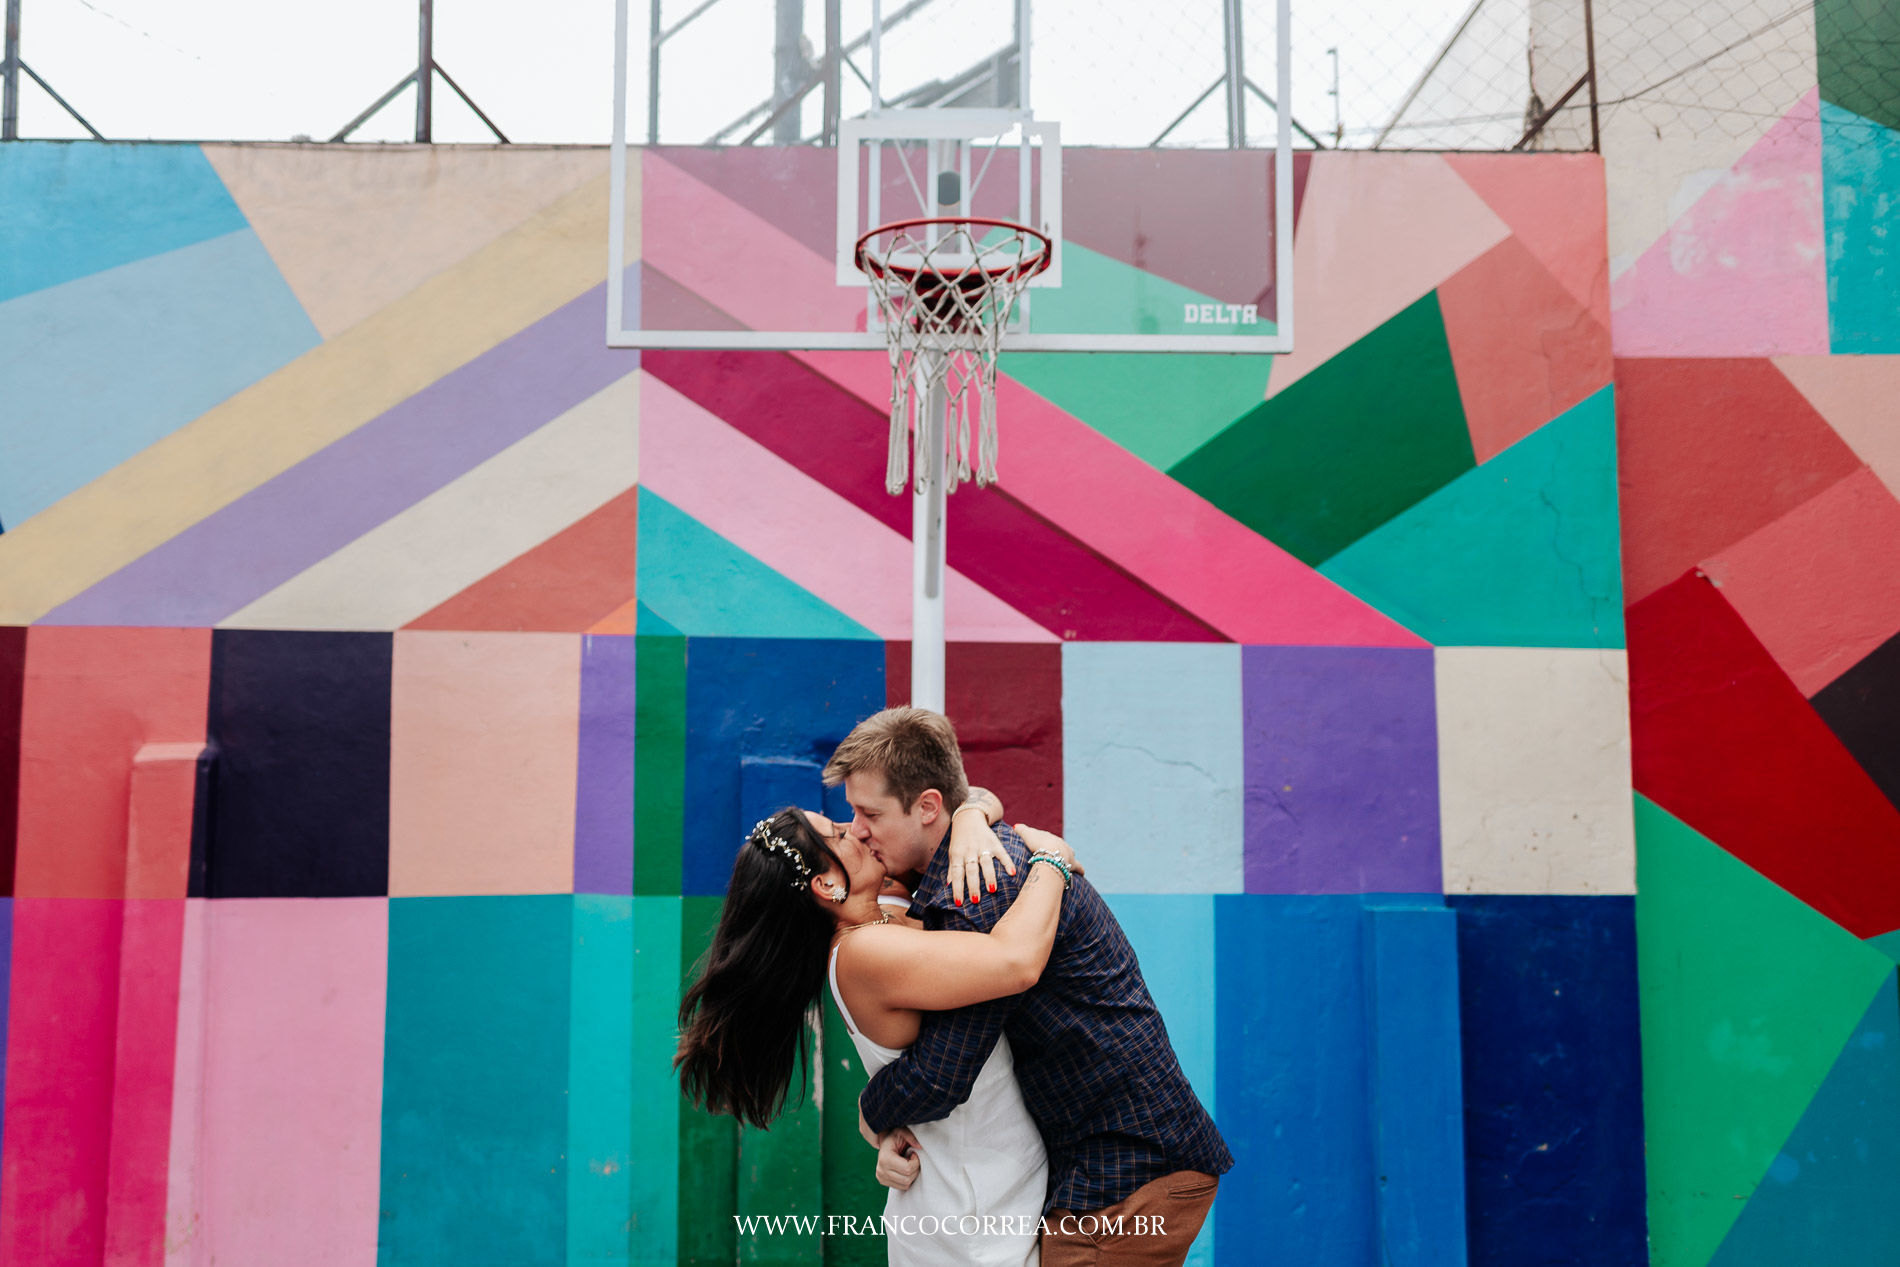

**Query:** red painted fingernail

left=988, top=883, right=996, bottom=893
left=973, top=892, right=980, bottom=904
left=954, top=897, right=963, bottom=906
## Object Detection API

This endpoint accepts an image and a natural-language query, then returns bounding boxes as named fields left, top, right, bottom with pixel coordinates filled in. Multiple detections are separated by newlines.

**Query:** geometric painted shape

left=168, top=898, right=388, bottom=1267
left=1170, top=291, right=1476, bottom=566
left=1811, top=629, right=1900, bottom=814
left=575, top=635, right=638, bottom=896
left=1260, top=152, right=1512, bottom=400
left=379, top=895, right=572, bottom=1266
left=1708, top=970, right=1900, bottom=1267
left=203, top=630, right=391, bottom=898
left=1320, top=387, right=1624, bottom=648
left=639, top=372, right=1050, bottom=643
left=1435, top=234, right=1613, bottom=463
left=1609, top=90, right=1828, bottom=358
left=1772, top=353, right=1900, bottom=503
left=1626, top=572, right=1900, bottom=938
left=1821, top=100, right=1900, bottom=353
left=1614, top=357, right=1863, bottom=603
left=1215, top=894, right=1379, bottom=1266
left=1448, top=895, right=1648, bottom=1267
left=884, top=640, right=1066, bottom=834
left=404, top=485, right=642, bottom=634
left=226, top=369, right=641, bottom=632
left=1703, top=467, right=1900, bottom=695
left=1633, top=794, right=1896, bottom=1267
left=676, top=895, right=740, bottom=1263
left=1241, top=644, right=1440, bottom=894
left=634, top=635, right=687, bottom=897
left=0, top=626, right=22, bottom=894
left=11, top=625, right=212, bottom=900
left=0, top=228, right=321, bottom=530
left=680, top=638, right=884, bottom=896
left=388, top=631, right=581, bottom=897
left=635, top=490, right=876, bottom=641
left=202, top=144, right=609, bottom=338
left=1435, top=647, right=1635, bottom=896
left=1062, top=643, right=1244, bottom=893
left=1442, top=152, right=1611, bottom=328
left=629, top=896, right=682, bottom=1263
left=0, top=173, right=614, bottom=626
left=1818, top=0, right=1900, bottom=135
left=1024, top=239, right=1276, bottom=339
left=568, top=894, right=637, bottom=1265
left=0, top=141, right=248, bottom=303
left=998, top=350, right=1274, bottom=472
left=44, top=286, right=629, bottom=628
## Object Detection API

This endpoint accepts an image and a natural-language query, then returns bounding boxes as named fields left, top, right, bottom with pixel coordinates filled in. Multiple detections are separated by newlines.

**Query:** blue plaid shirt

left=859, top=823, right=1233, bottom=1213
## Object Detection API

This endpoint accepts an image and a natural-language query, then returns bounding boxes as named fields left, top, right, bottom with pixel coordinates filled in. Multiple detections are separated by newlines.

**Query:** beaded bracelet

left=1027, top=852, right=1072, bottom=889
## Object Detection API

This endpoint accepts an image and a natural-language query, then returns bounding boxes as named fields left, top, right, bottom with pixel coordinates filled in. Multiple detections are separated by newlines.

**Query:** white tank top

left=828, top=941, right=1047, bottom=1266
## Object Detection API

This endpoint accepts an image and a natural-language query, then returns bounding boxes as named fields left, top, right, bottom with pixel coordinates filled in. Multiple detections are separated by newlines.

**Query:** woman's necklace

left=832, top=909, right=892, bottom=943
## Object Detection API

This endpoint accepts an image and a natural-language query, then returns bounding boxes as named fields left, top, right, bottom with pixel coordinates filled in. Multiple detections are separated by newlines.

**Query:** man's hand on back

left=875, top=1127, right=923, bottom=1190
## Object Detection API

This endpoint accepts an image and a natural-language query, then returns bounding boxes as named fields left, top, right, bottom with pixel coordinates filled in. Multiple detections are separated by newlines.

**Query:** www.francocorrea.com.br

left=733, top=1213, right=1172, bottom=1237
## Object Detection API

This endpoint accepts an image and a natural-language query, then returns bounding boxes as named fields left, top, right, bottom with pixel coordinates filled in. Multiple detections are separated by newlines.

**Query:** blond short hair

left=823, top=707, right=969, bottom=814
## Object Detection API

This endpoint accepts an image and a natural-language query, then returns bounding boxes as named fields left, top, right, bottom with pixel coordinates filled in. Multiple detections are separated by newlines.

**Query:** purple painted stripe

left=574, top=633, right=636, bottom=895
left=47, top=281, right=638, bottom=626
left=1243, top=644, right=1442, bottom=894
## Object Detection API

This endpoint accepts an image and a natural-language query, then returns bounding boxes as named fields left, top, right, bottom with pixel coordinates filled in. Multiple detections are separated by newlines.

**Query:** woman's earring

left=828, top=883, right=847, bottom=902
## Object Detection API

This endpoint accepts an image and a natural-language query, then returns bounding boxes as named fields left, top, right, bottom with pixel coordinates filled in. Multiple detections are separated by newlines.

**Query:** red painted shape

left=1703, top=468, right=1900, bottom=696
left=0, top=899, right=126, bottom=1266
left=14, top=627, right=213, bottom=900
left=886, top=641, right=1064, bottom=834
left=1627, top=570, right=1900, bottom=937
left=1443, top=152, right=1610, bottom=330
left=1064, top=149, right=1275, bottom=304
left=644, top=350, right=1224, bottom=641
left=1615, top=358, right=1864, bottom=603
left=1437, top=235, right=1612, bottom=463
left=407, top=486, right=640, bottom=632
left=102, top=896, right=186, bottom=1267
left=0, top=626, right=24, bottom=897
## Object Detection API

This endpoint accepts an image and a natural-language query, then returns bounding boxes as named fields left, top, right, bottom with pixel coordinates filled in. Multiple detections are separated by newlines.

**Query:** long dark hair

left=675, top=806, right=845, bottom=1128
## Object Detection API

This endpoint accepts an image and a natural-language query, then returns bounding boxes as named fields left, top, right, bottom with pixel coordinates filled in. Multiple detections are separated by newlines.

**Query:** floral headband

left=750, top=818, right=812, bottom=891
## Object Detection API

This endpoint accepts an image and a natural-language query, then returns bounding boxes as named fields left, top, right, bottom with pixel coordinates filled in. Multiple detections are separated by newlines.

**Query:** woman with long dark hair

left=677, top=803, right=1075, bottom=1265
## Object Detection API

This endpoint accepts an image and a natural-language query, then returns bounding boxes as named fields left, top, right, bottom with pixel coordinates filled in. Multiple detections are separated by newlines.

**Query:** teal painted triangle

left=635, top=601, right=683, bottom=637
left=1821, top=101, right=1900, bottom=353
left=1317, top=385, right=1624, bottom=648
left=1708, top=971, right=1900, bottom=1267
left=635, top=492, right=876, bottom=640
left=1000, top=351, right=1273, bottom=471
left=1020, top=238, right=1277, bottom=339
left=1167, top=290, right=1474, bottom=566
left=1868, top=929, right=1900, bottom=966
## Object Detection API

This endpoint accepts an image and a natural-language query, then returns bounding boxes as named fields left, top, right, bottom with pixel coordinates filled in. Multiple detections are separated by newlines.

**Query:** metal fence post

left=3, top=0, right=21, bottom=141
left=415, top=0, right=434, bottom=143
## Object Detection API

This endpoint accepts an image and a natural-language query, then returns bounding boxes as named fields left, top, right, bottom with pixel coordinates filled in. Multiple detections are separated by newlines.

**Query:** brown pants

left=1040, top=1170, right=1219, bottom=1267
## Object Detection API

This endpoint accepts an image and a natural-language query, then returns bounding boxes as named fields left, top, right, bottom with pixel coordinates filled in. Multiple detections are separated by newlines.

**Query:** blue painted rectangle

left=1447, top=895, right=1646, bottom=1266
left=681, top=639, right=884, bottom=896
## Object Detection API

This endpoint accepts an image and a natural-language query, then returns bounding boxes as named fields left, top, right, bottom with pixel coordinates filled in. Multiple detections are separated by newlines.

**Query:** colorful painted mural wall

left=1595, top=0, right=1900, bottom=1264
left=0, top=9, right=1889, bottom=1265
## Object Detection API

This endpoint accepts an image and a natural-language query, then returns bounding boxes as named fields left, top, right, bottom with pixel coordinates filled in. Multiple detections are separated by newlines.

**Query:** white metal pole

left=911, top=370, right=947, bottom=712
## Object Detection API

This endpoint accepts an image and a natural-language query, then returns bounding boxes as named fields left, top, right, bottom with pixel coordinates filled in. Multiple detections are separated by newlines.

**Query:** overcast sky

left=9, top=0, right=1518, bottom=148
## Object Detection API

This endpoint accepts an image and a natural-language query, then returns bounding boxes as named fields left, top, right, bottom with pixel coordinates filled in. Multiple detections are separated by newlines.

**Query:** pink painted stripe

left=103, top=899, right=186, bottom=1267
left=1, top=899, right=124, bottom=1267
left=175, top=900, right=387, bottom=1267
left=639, top=373, right=1055, bottom=642
left=799, top=352, right=1429, bottom=647
left=642, top=151, right=863, bottom=334
left=642, top=145, right=1422, bottom=647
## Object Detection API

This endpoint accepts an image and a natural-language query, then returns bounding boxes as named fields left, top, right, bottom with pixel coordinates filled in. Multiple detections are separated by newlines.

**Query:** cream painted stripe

left=0, top=167, right=635, bottom=624
left=222, top=370, right=641, bottom=631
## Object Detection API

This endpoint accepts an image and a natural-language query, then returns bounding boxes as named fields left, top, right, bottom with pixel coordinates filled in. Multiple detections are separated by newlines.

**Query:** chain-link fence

left=1, top=0, right=1883, bottom=153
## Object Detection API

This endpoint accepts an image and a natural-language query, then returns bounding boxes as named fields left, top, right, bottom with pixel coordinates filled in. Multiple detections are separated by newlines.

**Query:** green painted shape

left=1821, top=100, right=1900, bottom=354
left=821, top=1000, right=889, bottom=1265
left=637, top=492, right=876, bottom=640
left=998, top=350, right=1273, bottom=470
left=631, top=897, right=683, bottom=1265
left=635, top=635, right=686, bottom=897
left=678, top=895, right=739, bottom=1266
left=1167, top=290, right=1475, bottom=566
left=1635, top=794, right=1895, bottom=1267
left=1022, top=238, right=1276, bottom=339
left=1817, top=0, right=1900, bottom=134
left=1318, top=385, right=1624, bottom=648
left=1868, top=929, right=1900, bottom=965
left=379, top=896, right=573, bottom=1267
left=737, top=1044, right=823, bottom=1264
left=1708, top=971, right=1900, bottom=1267
left=569, top=895, right=635, bottom=1267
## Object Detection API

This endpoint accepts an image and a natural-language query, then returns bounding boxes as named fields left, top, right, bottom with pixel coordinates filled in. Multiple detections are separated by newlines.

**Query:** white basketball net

left=857, top=220, right=1051, bottom=496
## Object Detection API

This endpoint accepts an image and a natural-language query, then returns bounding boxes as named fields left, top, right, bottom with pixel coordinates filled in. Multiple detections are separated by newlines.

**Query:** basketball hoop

left=855, top=217, right=1053, bottom=496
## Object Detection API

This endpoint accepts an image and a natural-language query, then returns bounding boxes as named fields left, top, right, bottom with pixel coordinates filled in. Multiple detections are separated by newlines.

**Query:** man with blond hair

left=827, top=707, right=1230, bottom=1267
